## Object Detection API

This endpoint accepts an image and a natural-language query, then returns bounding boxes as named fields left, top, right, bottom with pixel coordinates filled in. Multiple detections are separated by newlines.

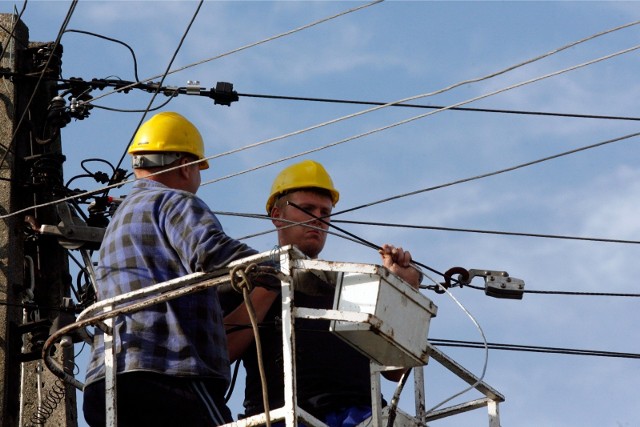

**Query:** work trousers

left=83, top=371, right=232, bottom=427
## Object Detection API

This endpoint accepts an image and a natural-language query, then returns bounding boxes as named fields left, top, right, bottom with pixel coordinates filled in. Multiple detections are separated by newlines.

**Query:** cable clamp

left=467, top=269, right=525, bottom=300
left=210, top=81, right=238, bottom=106
left=186, top=80, right=201, bottom=95
left=434, top=267, right=525, bottom=299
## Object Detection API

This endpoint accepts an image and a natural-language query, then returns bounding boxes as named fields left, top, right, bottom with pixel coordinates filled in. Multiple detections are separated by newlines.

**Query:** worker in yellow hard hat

left=128, top=110, right=209, bottom=170
left=220, top=159, right=422, bottom=427
left=265, top=159, right=339, bottom=258
left=84, top=111, right=262, bottom=427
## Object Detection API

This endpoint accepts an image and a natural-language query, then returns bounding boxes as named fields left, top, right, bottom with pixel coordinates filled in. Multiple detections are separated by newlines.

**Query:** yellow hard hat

left=266, top=160, right=339, bottom=213
left=128, top=111, right=209, bottom=170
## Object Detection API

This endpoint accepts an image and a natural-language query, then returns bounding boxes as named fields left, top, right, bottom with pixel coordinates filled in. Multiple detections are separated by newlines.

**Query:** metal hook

left=436, top=266, right=470, bottom=294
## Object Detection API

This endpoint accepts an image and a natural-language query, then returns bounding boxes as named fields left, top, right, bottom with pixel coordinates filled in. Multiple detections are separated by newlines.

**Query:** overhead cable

left=217, top=210, right=640, bottom=299
left=112, top=0, right=203, bottom=174
left=3, top=14, right=639, bottom=220
left=216, top=210, right=640, bottom=247
left=1, top=128, right=637, bottom=250
left=6, top=112, right=636, bottom=245
left=77, top=16, right=640, bottom=134
left=331, top=219, right=640, bottom=245
left=62, top=29, right=140, bottom=81
left=0, top=6, right=637, bottom=212
left=332, top=131, right=640, bottom=217
left=237, top=92, right=640, bottom=122
left=200, top=44, right=640, bottom=186
left=88, top=95, right=175, bottom=113
left=194, top=19, right=640, bottom=172
left=461, top=282, right=640, bottom=298
left=286, top=201, right=444, bottom=281
left=81, top=0, right=384, bottom=106
left=430, top=338, right=640, bottom=359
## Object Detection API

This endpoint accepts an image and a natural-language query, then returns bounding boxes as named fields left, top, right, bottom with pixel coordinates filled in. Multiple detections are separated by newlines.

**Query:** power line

left=89, top=94, right=176, bottom=113
left=62, top=29, right=140, bottom=81
left=0, top=84, right=640, bottom=237
left=214, top=211, right=640, bottom=246
left=462, top=282, right=640, bottom=298
left=27, top=10, right=634, bottom=211
left=192, top=17, right=640, bottom=172
left=214, top=210, right=640, bottom=298
left=201, top=43, right=640, bottom=187
left=69, top=11, right=640, bottom=171
left=237, top=92, right=640, bottom=122
left=4, top=13, right=639, bottom=218
left=522, top=289, right=640, bottom=297
left=286, top=200, right=451, bottom=284
left=112, top=0, right=204, bottom=174
left=82, top=0, right=384, bottom=107
left=331, top=219, right=640, bottom=245
left=3, top=6, right=638, bottom=239
left=430, top=338, right=640, bottom=360
left=332, top=130, right=640, bottom=217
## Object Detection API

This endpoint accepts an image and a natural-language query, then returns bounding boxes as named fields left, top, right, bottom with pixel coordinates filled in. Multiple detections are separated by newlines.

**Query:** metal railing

left=43, top=245, right=504, bottom=427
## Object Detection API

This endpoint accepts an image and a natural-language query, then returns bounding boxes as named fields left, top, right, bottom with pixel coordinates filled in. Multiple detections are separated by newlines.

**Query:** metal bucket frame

left=44, top=245, right=504, bottom=427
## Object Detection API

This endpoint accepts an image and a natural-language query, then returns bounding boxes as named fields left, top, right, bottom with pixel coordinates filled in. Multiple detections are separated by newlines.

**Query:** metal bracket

left=38, top=202, right=104, bottom=250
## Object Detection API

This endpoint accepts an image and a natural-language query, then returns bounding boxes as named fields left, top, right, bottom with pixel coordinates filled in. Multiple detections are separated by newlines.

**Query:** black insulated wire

left=332, top=219, right=640, bottom=245
left=430, top=338, right=640, bottom=359
left=280, top=204, right=640, bottom=297
left=62, top=29, right=140, bottom=81
left=286, top=201, right=448, bottom=284
left=331, top=130, right=640, bottom=218
left=112, top=0, right=204, bottom=176
left=237, top=92, right=640, bottom=122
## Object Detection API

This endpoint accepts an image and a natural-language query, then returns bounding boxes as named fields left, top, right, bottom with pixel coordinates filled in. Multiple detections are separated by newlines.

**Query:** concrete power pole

left=0, top=13, right=77, bottom=427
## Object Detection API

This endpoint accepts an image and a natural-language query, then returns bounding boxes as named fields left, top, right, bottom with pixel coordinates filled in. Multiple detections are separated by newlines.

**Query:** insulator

left=46, top=96, right=71, bottom=130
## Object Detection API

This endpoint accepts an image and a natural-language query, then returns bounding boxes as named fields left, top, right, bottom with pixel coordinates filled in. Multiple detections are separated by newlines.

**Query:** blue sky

left=8, top=1, right=640, bottom=426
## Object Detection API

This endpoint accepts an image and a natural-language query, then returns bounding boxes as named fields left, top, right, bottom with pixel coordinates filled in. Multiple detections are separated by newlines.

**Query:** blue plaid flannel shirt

left=85, top=179, right=257, bottom=387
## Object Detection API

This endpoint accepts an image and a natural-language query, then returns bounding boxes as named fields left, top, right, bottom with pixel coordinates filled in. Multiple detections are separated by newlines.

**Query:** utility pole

left=0, top=13, right=76, bottom=427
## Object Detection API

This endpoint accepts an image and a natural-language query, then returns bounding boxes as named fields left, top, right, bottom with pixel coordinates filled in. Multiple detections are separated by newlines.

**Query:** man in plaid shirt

left=83, top=112, right=258, bottom=427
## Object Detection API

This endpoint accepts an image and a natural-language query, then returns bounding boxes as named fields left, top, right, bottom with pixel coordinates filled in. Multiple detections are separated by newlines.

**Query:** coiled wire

left=27, top=375, right=68, bottom=427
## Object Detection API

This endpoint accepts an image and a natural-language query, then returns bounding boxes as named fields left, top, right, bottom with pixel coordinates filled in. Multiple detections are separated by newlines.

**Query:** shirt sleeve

left=160, top=190, right=259, bottom=274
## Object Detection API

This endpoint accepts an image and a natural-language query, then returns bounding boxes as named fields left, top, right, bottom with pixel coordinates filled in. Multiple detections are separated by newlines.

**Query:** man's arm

left=223, top=287, right=280, bottom=361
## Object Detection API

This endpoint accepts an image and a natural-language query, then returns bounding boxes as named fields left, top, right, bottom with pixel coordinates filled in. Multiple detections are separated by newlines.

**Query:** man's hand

left=379, top=244, right=421, bottom=289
